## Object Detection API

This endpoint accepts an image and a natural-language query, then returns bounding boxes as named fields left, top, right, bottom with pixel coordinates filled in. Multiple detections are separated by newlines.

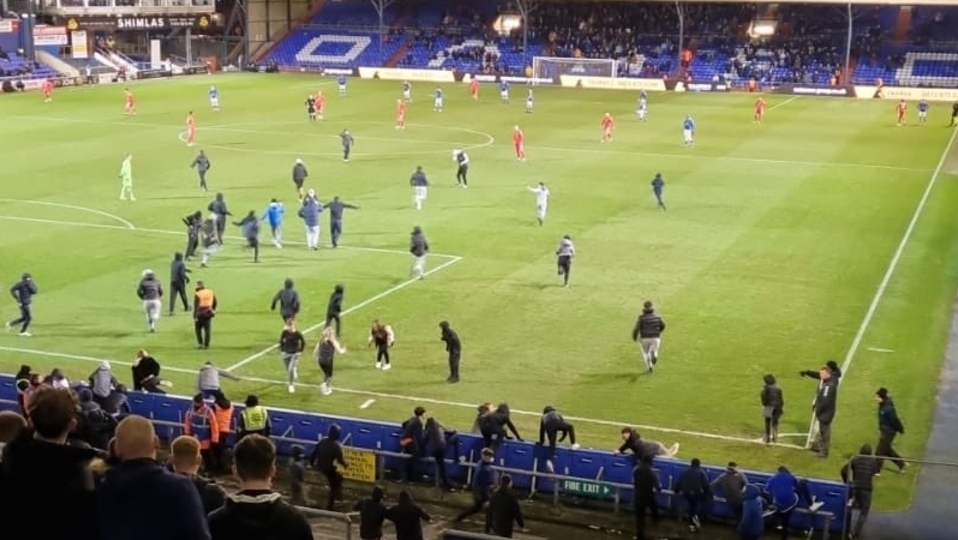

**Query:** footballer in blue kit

left=338, top=75, right=347, bottom=96
left=918, top=99, right=929, bottom=126
left=402, top=80, right=412, bottom=101
left=434, top=87, right=443, bottom=112
left=683, top=115, right=695, bottom=146
left=500, top=81, right=510, bottom=103
left=208, top=86, right=219, bottom=111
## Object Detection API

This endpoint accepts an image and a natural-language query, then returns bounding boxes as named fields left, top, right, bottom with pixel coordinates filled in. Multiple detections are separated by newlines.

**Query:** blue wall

left=0, top=374, right=848, bottom=534
left=0, top=22, right=20, bottom=52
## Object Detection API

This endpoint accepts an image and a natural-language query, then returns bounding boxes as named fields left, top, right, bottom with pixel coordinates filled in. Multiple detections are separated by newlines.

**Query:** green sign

left=562, top=479, right=613, bottom=498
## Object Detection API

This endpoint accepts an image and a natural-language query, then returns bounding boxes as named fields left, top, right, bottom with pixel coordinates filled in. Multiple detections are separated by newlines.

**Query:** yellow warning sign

left=341, top=448, right=377, bottom=483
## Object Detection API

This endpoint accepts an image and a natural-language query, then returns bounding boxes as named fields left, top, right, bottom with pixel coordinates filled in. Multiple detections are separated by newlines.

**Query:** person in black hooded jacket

left=841, top=443, right=880, bottom=539
left=309, top=423, right=347, bottom=510
left=424, top=416, right=458, bottom=491
left=480, top=403, right=522, bottom=450
left=538, top=405, right=578, bottom=472
left=354, top=485, right=388, bottom=540
left=760, top=374, right=784, bottom=444
left=209, top=434, right=313, bottom=540
left=486, top=474, right=525, bottom=538
left=386, top=489, right=432, bottom=540
left=14, top=364, right=31, bottom=414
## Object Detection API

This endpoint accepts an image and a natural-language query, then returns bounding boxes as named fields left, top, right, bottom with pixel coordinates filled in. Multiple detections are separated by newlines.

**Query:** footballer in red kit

left=186, top=111, right=196, bottom=146
left=896, top=99, right=907, bottom=126
left=754, top=97, right=766, bottom=123
left=601, top=113, right=615, bottom=142
left=469, top=78, right=479, bottom=100
left=395, top=99, right=406, bottom=129
left=316, top=91, right=326, bottom=120
left=124, top=89, right=136, bottom=115
left=42, top=79, right=53, bottom=102
left=513, top=125, right=526, bottom=161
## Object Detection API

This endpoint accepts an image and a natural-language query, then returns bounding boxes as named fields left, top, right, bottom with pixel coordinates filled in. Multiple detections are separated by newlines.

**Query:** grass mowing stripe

left=0, top=345, right=805, bottom=449
left=224, top=254, right=464, bottom=371
left=803, top=125, right=958, bottom=447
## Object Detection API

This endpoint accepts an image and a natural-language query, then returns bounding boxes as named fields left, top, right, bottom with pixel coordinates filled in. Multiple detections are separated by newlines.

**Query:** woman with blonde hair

left=315, top=325, right=347, bottom=395
left=367, top=319, right=395, bottom=370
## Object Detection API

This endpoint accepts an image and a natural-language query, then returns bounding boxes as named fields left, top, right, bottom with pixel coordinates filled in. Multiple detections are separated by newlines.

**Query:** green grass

left=1, top=74, right=957, bottom=510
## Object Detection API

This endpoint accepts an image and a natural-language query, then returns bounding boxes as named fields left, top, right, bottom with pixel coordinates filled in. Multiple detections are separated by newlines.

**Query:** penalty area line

left=0, top=346, right=803, bottom=449
left=804, top=117, right=958, bottom=447
left=223, top=254, right=464, bottom=372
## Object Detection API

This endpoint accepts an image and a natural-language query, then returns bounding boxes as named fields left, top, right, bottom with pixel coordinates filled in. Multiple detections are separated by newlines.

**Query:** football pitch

left=2, top=74, right=957, bottom=509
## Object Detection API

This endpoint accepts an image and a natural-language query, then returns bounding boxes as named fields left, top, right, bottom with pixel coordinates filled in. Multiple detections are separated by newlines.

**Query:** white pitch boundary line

left=0, top=345, right=804, bottom=449
left=867, top=347, right=895, bottom=353
left=224, top=254, right=464, bottom=372
left=0, top=198, right=135, bottom=230
left=803, top=121, right=958, bottom=448
left=766, top=95, right=800, bottom=112
left=0, top=209, right=462, bottom=260
left=8, top=114, right=927, bottom=172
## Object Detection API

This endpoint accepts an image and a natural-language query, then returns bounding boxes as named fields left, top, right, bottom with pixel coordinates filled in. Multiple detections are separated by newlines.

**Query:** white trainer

left=288, top=384, right=295, bottom=394
left=571, top=443, right=581, bottom=450
left=382, top=363, right=392, bottom=371
left=545, top=460, right=555, bottom=473
left=18, top=331, right=31, bottom=337
left=375, top=362, right=382, bottom=369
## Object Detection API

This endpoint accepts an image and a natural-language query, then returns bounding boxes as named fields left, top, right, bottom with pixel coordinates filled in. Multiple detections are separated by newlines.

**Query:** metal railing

left=297, top=507, right=353, bottom=540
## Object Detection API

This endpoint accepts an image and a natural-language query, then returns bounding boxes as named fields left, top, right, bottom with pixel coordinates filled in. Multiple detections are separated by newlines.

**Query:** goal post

left=531, top=56, right=618, bottom=83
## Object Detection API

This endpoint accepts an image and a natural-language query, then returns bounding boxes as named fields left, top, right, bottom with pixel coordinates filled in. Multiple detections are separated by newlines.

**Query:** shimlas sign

left=64, top=15, right=213, bottom=30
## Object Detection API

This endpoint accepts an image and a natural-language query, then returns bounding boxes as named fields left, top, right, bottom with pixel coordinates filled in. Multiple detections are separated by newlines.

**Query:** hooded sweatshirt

left=765, top=467, right=799, bottom=512
left=737, top=484, right=765, bottom=538
left=760, top=375, right=784, bottom=411
left=354, top=486, right=387, bottom=540
left=0, top=433, right=100, bottom=540
left=310, top=424, right=346, bottom=472
left=555, top=237, right=575, bottom=258
left=96, top=458, right=211, bottom=540
left=89, top=363, right=117, bottom=398
left=208, top=490, right=312, bottom=540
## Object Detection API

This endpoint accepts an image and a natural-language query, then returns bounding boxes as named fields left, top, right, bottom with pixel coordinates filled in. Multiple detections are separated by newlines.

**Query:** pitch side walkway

left=862, top=297, right=958, bottom=540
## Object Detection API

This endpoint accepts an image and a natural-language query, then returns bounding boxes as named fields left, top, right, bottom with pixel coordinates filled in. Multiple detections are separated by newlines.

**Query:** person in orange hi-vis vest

left=183, top=393, right=220, bottom=472
left=210, top=389, right=234, bottom=474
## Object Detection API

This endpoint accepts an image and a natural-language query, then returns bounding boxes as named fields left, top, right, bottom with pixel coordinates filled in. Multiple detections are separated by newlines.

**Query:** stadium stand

left=0, top=373, right=849, bottom=537
left=260, top=1, right=958, bottom=89
left=0, top=30, right=59, bottom=81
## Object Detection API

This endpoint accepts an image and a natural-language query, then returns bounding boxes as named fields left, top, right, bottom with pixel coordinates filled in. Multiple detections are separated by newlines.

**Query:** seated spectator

left=101, top=383, right=131, bottom=416
left=208, top=434, right=313, bottom=540
left=0, top=410, right=27, bottom=459
left=89, top=360, right=119, bottom=407
left=171, top=435, right=227, bottom=514
left=96, top=416, right=211, bottom=540
left=0, top=387, right=100, bottom=540
left=386, top=490, right=432, bottom=540
left=354, top=485, right=387, bottom=540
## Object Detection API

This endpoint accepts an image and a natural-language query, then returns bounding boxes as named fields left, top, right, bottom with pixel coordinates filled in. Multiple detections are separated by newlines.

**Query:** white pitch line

left=804, top=122, right=958, bottom=447
left=766, top=95, right=800, bottom=112
left=0, top=198, right=135, bottom=229
left=0, top=345, right=804, bottom=449
left=224, top=254, right=464, bottom=372
left=0, top=210, right=462, bottom=259
left=359, top=399, right=376, bottom=409
left=867, top=347, right=895, bottom=353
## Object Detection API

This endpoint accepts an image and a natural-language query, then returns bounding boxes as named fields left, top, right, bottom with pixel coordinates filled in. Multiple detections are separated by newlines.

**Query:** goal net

left=532, top=56, right=617, bottom=83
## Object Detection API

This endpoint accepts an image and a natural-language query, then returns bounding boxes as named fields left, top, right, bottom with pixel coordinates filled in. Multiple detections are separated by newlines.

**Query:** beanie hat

left=876, top=387, right=889, bottom=399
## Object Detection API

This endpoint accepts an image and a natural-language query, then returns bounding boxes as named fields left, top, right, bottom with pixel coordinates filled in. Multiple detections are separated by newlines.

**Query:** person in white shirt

left=525, top=89, right=534, bottom=113
left=527, top=181, right=551, bottom=226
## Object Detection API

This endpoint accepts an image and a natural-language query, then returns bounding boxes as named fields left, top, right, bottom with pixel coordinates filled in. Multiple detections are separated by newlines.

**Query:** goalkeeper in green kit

left=119, top=153, right=136, bottom=201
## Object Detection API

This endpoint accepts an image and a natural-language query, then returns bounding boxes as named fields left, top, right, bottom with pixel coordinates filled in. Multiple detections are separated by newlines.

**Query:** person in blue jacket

left=765, top=466, right=823, bottom=540
left=260, top=198, right=285, bottom=248
left=737, top=484, right=764, bottom=540
left=298, top=189, right=322, bottom=250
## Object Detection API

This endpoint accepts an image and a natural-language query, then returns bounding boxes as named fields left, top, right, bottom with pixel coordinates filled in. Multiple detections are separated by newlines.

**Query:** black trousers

left=10, top=304, right=32, bottom=332
left=455, top=491, right=489, bottom=522
left=343, top=146, right=351, bottom=160
left=432, top=448, right=452, bottom=487
left=375, top=342, right=390, bottom=365
left=544, top=423, right=576, bottom=460
left=325, top=313, right=341, bottom=336
left=845, top=488, right=872, bottom=537
left=876, top=429, right=904, bottom=471
left=194, top=316, right=212, bottom=348
left=215, top=215, right=226, bottom=241
left=457, top=165, right=468, bottom=185
left=170, top=282, right=189, bottom=313
left=321, top=468, right=343, bottom=510
left=319, top=359, right=334, bottom=381
left=186, top=236, right=199, bottom=259
left=634, top=500, right=659, bottom=540
left=330, top=219, right=343, bottom=247
left=448, top=351, right=461, bottom=381
left=402, top=442, right=422, bottom=481
left=198, top=170, right=207, bottom=191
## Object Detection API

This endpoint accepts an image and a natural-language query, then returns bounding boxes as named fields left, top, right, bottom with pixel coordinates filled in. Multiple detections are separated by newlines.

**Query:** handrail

left=295, top=506, right=353, bottom=540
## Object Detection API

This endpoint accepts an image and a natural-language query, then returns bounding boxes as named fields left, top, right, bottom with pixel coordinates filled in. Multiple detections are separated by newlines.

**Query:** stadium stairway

left=35, top=50, right=80, bottom=77
left=892, top=7, right=912, bottom=44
